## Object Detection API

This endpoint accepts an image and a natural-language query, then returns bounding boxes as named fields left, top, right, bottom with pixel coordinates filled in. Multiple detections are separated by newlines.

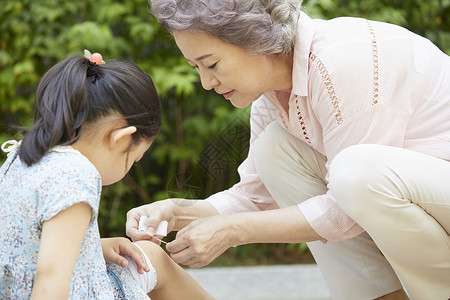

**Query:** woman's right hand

left=126, top=199, right=176, bottom=242
left=126, top=198, right=219, bottom=243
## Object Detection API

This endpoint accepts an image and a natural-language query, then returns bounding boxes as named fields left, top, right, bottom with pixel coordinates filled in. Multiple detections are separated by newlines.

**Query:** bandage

left=138, top=216, right=168, bottom=237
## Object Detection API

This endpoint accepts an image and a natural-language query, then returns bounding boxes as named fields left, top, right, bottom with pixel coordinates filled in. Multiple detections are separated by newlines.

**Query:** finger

left=108, top=250, right=129, bottom=267
left=145, top=217, right=164, bottom=237
left=169, top=246, right=198, bottom=266
left=169, top=250, right=188, bottom=265
left=135, top=249, right=150, bottom=273
left=125, top=211, right=140, bottom=235
left=128, top=228, right=153, bottom=242
left=144, top=226, right=156, bottom=237
left=138, top=230, right=163, bottom=245
left=126, top=209, right=154, bottom=238
left=148, top=236, right=163, bottom=246
left=166, top=235, right=190, bottom=253
left=126, top=220, right=143, bottom=242
left=184, top=256, right=209, bottom=269
left=120, top=244, right=150, bottom=273
left=151, top=234, right=166, bottom=242
left=182, top=246, right=217, bottom=269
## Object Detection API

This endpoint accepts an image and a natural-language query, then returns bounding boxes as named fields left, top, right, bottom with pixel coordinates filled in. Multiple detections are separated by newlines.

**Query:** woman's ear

left=109, top=126, right=137, bottom=150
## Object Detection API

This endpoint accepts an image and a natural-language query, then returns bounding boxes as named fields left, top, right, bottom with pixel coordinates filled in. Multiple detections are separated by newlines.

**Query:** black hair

left=18, top=56, right=161, bottom=166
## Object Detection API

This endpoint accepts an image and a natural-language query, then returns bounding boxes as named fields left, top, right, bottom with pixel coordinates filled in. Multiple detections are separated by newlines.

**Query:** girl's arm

left=30, top=202, right=92, bottom=299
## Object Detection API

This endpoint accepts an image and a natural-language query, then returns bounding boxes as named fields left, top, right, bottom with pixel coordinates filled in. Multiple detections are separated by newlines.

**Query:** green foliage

left=1, top=0, right=449, bottom=266
left=0, top=0, right=245, bottom=238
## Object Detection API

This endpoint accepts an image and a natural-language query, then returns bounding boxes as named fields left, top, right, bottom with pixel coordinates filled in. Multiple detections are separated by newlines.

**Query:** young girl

left=0, top=51, right=213, bottom=299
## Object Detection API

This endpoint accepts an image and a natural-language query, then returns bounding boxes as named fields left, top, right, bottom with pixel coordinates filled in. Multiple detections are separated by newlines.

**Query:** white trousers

left=253, top=122, right=450, bottom=300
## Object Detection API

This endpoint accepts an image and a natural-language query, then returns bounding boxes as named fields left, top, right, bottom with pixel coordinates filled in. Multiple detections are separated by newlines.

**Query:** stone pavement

left=186, top=264, right=332, bottom=300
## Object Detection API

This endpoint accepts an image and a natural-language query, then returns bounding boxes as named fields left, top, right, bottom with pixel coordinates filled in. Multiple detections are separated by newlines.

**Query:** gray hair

left=149, top=0, right=303, bottom=55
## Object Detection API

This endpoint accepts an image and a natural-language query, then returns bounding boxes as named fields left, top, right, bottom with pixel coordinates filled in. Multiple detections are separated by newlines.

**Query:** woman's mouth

left=222, top=90, right=235, bottom=100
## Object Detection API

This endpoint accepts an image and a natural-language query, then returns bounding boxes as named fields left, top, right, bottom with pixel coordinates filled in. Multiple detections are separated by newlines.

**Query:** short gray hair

left=150, top=0, right=303, bottom=55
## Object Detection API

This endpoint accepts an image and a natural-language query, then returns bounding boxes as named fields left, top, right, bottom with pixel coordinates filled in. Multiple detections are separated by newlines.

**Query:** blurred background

left=1, top=0, right=449, bottom=268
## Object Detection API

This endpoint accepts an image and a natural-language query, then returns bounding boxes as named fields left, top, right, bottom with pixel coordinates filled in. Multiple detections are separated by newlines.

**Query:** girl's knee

left=134, top=241, right=174, bottom=281
left=128, top=241, right=160, bottom=294
left=134, top=240, right=167, bottom=263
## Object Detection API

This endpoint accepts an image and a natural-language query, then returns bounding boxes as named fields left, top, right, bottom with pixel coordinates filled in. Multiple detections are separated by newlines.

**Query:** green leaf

left=68, top=22, right=114, bottom=50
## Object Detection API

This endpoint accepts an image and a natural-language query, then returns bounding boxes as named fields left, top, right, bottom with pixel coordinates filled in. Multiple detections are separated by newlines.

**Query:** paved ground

left=186, top=264, right=332, bottom=300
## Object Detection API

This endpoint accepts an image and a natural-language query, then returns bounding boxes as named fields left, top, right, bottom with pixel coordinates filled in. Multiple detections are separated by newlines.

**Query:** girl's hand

left=101, top=237, right=150, bottom=274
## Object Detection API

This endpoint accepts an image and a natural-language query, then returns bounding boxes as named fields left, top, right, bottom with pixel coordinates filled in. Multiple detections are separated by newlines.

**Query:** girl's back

left=0, top=147, right=113, bottom=298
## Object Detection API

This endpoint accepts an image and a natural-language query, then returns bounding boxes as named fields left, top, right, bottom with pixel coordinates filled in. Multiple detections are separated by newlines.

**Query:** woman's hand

left=101, top=237, right=150, bottom=274
left=125, top=198, right=219, bottom=243
left=165, top=206, right=323, bottom=269
left=166, top=215, right=235, bottom=269
left=125, top=199, right=177, bottom=243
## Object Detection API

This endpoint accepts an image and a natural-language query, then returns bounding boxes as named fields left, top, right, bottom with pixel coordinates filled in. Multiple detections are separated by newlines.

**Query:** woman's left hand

left=101, top=237, right=150, bottom=274
left=166, top=215, right=234, bottom=269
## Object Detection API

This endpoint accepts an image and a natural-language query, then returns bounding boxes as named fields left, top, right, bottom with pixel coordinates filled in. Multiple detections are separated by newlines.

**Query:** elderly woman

left=127, top=1, right=450, bottom=299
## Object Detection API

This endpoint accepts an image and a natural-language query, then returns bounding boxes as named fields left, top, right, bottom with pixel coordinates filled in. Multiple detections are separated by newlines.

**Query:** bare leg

left=135, top=241, right=214, bottom=300
left=375, top=289, right=409, bottom=300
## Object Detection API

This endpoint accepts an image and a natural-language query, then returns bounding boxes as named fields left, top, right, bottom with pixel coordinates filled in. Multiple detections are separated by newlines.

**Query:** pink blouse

left=206, top=12, right=450, bottom=242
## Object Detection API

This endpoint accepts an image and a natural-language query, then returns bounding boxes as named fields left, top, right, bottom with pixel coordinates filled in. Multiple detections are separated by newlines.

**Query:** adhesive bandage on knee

left=125, top=243, right=157, bottom=293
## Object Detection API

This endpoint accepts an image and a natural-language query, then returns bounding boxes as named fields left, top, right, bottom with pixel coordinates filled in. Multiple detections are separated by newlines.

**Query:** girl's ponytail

left=19, top=53, right=161, bottom=166
left=19, top=57, right=90, bottom=166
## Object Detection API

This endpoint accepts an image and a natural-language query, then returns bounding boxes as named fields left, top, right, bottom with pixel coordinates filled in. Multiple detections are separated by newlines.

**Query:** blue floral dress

left=0, top=146, right=149, bottom=299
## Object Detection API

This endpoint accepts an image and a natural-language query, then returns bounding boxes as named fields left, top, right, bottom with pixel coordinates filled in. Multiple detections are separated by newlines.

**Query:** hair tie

left=84, top=49, right=105, bottom=80
left=84, top=49, right=105, bottom=65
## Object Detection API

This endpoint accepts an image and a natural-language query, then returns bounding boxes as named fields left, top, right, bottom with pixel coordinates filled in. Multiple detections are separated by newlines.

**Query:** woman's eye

left=207, top=63, right=217, bottom=70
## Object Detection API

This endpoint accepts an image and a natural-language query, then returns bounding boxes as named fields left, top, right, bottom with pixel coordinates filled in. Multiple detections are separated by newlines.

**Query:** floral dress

left=0, top=146, right=149, bottom=299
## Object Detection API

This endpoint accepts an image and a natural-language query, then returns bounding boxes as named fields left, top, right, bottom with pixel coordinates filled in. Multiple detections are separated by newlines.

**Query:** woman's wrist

left=223, top=206, right=322, bottom=245
left=223, top=213, right=248, bottom=247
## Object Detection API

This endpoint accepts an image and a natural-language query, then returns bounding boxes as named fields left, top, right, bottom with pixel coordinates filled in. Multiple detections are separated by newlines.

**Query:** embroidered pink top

left=206, top=12, right=450, bottom=242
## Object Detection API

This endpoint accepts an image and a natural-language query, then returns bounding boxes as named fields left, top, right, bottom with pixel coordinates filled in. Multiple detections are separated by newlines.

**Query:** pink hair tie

left=83, top=49, right=105, bottom=65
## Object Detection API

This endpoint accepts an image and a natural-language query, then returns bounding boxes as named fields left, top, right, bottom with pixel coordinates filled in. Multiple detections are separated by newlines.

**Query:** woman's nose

left=199, top=70, right=219, bottom=90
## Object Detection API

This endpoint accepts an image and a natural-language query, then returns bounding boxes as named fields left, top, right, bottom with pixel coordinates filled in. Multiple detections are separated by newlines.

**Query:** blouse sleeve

left=206, top=96, right=280, bottom=214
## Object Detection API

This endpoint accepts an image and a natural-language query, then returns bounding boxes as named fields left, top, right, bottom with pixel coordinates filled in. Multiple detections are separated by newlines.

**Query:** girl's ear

left=109, top=126, right=137, bottom=150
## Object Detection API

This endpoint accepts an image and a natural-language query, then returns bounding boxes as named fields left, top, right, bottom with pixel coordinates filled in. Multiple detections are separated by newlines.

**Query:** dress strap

left=1, top=140, right=21, bottom=157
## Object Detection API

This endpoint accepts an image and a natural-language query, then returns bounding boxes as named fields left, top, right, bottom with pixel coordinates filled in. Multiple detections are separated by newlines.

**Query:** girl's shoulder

left=38, top=146, right=100, bottom=181
left=1, top=146, right=100, bottom=194
left=36, top=147, right=102, bottom=196
left=34, top=147, right=102, bottom=223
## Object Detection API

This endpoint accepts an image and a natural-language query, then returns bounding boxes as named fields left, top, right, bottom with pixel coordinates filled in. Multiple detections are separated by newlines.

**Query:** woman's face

left=173, top=30, right=280, bottom=108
